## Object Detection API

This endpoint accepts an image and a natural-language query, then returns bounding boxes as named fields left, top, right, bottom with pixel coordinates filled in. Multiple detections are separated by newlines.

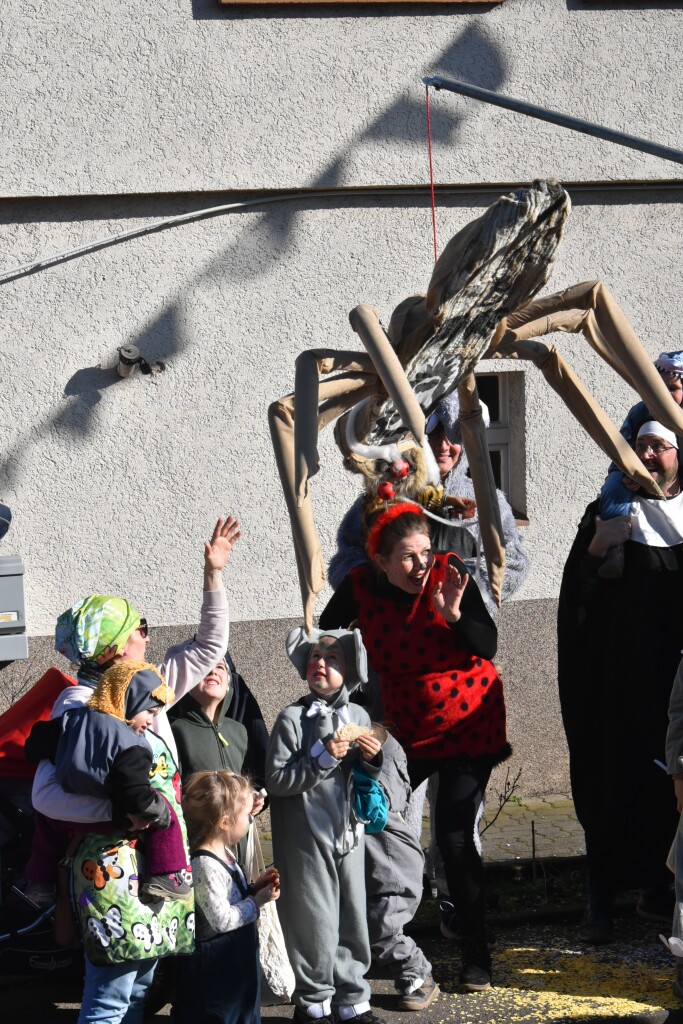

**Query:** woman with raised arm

left=26, top=516, right=241, bottom=1024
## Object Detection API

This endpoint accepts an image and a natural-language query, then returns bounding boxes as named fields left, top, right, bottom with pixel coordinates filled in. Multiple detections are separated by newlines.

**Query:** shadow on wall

left=0, top=25, right=506, bottom=486
left=0, top=23, right=507, bottom=296
left=192, top=23, right=508, bottom=287
left=0, top=308, right=184, bottom=489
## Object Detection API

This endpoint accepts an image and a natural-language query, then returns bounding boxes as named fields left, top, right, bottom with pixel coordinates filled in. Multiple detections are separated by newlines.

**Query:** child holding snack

left=178, top=770, right=280, bottom=1024
left=266, top=627, right=385, bottom=1024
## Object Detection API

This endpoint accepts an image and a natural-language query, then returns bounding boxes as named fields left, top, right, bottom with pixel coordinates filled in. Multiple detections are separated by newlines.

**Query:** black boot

left=637, top=883, right=675, bottom=926
left=460, top=935, right=491, bottom=993
left=578, top=901, right=614, bottom=944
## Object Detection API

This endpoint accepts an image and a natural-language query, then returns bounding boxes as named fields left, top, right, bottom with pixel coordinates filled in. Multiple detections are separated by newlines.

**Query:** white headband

left=637, top=421, right=678, bottom=449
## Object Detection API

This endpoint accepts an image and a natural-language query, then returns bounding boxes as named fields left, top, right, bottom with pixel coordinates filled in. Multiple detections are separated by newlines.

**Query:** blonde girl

left=176, top=771, right=280, bottom=1024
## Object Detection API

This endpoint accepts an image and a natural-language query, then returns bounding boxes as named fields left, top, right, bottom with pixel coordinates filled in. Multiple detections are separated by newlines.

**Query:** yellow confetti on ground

left=497, top=944, right=672, bottom=1017
left=433, top=942, right=678, bottom=1020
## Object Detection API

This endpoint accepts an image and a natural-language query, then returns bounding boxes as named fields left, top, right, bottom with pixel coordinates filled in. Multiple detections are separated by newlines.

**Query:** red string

left=425, top=85, right=438, bottom=264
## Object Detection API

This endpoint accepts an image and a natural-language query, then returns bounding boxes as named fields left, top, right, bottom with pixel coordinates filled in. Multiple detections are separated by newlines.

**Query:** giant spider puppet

left=269, top=179, right=683, bottom=632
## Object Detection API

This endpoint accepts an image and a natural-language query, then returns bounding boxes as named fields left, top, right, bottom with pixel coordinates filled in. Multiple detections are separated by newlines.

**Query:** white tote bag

left=245, top=822, right=296, bottom=1004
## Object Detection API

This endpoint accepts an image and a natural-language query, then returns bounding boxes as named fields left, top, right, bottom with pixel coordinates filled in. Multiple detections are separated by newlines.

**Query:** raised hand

left=431, top=560, right=469, bottom=622
left=204, top=515, right=242, bottom=573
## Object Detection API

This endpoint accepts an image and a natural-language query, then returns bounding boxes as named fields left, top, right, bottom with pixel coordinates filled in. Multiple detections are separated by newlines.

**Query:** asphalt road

left=3, top=915, right=683, bottom=1024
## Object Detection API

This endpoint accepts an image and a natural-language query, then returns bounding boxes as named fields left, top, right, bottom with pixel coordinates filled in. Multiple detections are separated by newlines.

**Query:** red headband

left=366, top=502, right=426, bottom=560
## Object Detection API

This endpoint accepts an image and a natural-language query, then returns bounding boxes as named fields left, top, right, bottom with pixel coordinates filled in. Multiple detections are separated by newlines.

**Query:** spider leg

left=293, top=348, right=375, bottom=504
left=269, top=352, right=376, bottom=633
left=348, top=305, right=432, bottom=463
left=458, top=373, right=505, bottom=607
left=502, top=280, right=683, bottom=433
left=490, top=281, right=683, bottom=496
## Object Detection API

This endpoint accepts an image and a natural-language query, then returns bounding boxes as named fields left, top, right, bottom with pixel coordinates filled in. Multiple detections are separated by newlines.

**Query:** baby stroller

left=0, top=668, right=83, bottom=979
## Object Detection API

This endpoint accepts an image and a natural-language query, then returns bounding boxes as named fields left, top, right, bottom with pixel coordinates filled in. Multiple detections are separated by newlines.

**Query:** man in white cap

left=558, top=421, right=683, bottom=944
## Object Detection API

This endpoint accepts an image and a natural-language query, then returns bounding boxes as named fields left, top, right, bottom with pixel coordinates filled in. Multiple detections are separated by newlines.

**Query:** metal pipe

left=4, top=179, right=683, bottom=288
left=423, top=76, right=683, bottom=167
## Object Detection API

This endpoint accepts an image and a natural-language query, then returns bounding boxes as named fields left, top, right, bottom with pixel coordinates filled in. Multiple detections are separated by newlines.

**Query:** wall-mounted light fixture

left=117, top=344, right=166, bottom=380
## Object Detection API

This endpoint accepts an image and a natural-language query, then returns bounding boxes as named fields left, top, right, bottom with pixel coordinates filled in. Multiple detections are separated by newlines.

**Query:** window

left=474, top=371, right=527, bottom=521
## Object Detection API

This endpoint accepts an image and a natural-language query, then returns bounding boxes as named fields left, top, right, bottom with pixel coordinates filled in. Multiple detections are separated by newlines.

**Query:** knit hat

left=286, top=626, right=368, bottom=690
left=89, top=659, right=175, bottom=722
left=655, top=351, right=683, bottom=378
left=425, top=391, right=490, bottom=443
left=55, top=595, right=141, bottom=665
left=636, top=421, right=679, bottom=449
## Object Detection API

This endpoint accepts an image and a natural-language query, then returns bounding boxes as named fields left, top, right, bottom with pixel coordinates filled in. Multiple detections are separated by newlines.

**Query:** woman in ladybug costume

left=319, top=501, right=509, bottom=993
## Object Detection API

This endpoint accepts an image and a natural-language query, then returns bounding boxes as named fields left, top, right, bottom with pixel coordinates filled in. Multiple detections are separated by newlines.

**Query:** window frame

left=474, top=370, right=527, bottom=522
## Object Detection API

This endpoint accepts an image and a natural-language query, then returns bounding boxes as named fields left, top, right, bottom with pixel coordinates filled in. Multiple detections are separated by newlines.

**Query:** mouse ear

left=285, top=625, right=320, bottom=679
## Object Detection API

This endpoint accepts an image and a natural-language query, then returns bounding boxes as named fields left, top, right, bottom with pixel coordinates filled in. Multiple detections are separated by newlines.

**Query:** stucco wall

left=2, top=0, right=682, bottom=196
left=1, top=187, right=682, bottom=633
left=2, top=0, right=683, bottom=637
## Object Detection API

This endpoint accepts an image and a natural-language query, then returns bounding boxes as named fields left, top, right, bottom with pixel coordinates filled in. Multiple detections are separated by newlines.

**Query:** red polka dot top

left=348, top=555, right=509, bottom=762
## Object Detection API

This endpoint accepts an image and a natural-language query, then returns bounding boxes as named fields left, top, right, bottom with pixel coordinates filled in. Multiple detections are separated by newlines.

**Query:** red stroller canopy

left=0, top=669, right=75, bottom=779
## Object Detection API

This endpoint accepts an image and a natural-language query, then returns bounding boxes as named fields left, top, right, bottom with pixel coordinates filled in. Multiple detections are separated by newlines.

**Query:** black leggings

left=409, top=757, right=492, bottom=964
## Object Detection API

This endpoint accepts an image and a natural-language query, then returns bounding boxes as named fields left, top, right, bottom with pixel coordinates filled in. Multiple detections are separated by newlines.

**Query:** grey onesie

left=365, top=731, right=431, bottom=991
left=266, top=686, right=381, bottom=1013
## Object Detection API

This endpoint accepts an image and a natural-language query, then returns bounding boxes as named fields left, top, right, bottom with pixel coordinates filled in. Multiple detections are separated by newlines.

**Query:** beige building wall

left=1, top=0, right=682, bottom=793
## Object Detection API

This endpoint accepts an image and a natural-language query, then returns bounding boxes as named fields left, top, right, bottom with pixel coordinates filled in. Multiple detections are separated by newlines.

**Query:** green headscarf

left=55, top=595, right=141, bottom=665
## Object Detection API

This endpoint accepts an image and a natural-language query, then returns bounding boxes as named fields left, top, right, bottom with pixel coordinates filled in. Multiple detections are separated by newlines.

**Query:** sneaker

left=578, top=905, right=613, bottom=944
left=637, top=887, right=675, bottom=926
left=459, top=964, right=491, bottom=993
left=140, top=871, right=192, bottom=904
left=293, top=1008, right=335, bottom=1024
left=439, top=901, right=497, bottom=947
left=397, top=975, right=440, bottom=1011
left=346, top=1013, right=385, bottom=1024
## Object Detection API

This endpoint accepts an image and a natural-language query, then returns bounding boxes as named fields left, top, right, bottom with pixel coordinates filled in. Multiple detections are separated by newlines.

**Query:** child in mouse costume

left=266, top=626, right=385, bottom=1024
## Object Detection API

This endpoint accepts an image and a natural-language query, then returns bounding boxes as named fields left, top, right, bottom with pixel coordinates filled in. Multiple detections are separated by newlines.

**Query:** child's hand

left=254, top=868, right=280, bottom=891
left=251, top=789, right=266, bottom=816
left=356, top=733, right=381, bottom=762
left=255, top=881, right=280, bottom=906
left=126, top=814, right=151, bottom=831
left=325, top=737, right=350, bottom=760
left=622, top=475, right=640, bottom=493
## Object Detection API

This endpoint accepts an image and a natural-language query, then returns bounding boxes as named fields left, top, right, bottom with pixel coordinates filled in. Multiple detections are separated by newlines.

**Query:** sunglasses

left=635, top=441, right=676, bottom=457
left=138, top=618, right=149, bottom=638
